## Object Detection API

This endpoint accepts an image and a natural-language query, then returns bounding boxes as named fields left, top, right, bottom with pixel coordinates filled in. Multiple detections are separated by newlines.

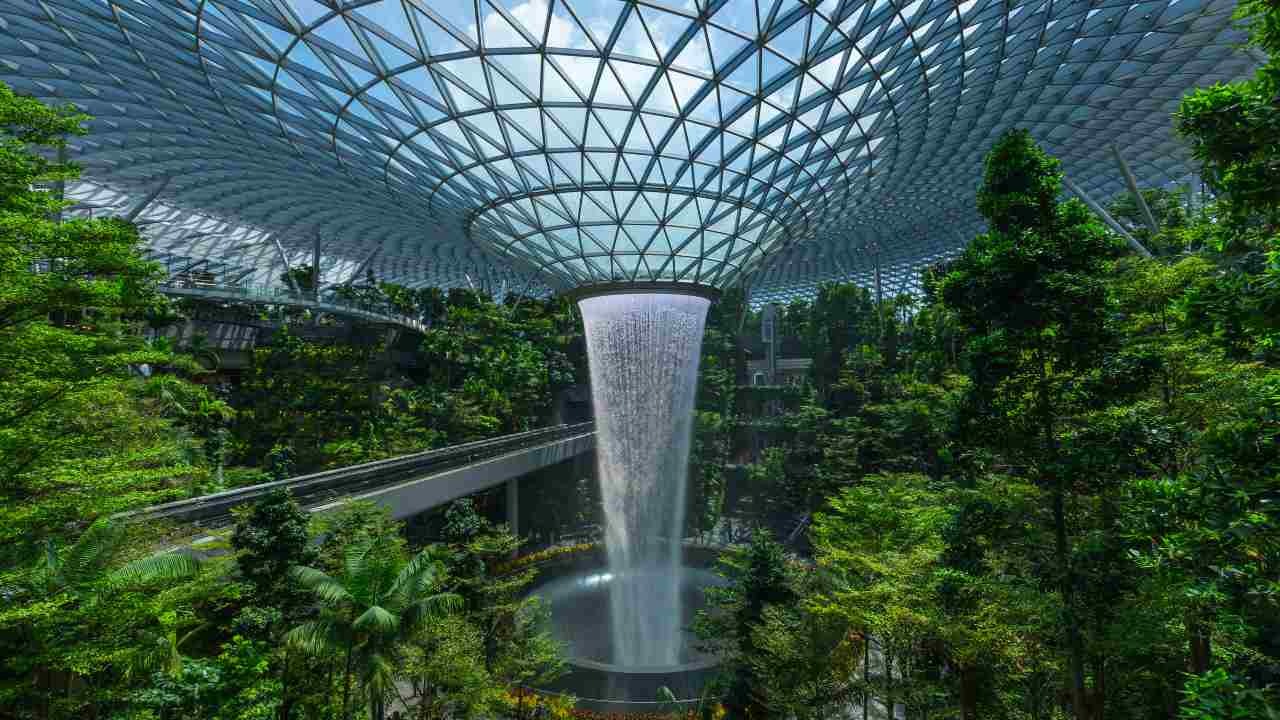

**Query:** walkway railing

left=120, top=423, right=595, bottom=529
left=158, top=280, right=428, bottom=333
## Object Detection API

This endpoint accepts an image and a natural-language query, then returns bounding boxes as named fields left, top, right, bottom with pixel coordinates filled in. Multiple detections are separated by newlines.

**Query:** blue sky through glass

left=0, top=0, right=1258, bottom=297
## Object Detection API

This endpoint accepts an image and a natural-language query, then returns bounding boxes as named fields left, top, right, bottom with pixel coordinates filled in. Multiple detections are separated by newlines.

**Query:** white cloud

left=478, top=0, right=580, bottom=48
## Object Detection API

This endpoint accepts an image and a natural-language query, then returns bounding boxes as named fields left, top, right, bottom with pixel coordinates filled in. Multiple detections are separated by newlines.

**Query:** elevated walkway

left=158, top=281, right=427, bottom=333
left=124, top=423, right=596, bottom=529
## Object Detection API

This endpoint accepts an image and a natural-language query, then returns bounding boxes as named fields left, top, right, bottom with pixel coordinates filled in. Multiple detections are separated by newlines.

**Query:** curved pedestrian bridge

left=121, top=423, right=596, bottom=533
left=158, top=280, right=429, bottom=334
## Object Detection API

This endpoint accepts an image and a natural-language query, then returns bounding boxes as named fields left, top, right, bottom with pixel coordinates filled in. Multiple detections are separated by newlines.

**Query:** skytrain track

left=120, top=423, right=595, bottom=530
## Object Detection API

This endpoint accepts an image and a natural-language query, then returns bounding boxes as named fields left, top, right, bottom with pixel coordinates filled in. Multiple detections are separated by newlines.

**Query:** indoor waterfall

left=578, top=292, right=709, bottom=667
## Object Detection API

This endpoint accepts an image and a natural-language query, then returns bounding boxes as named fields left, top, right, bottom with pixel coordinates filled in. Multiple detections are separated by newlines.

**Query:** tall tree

left=940, top=128, right=1120, bottom=717
left=695, top=530, right=797, bottom=718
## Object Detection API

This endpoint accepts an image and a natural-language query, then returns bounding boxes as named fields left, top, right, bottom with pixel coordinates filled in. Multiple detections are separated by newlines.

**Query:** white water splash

left=579, top=292, right=709, bottom=667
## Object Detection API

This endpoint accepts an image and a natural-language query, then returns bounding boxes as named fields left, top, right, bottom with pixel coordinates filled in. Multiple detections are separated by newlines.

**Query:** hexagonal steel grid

left=0, top=0, right=1257, bottom=299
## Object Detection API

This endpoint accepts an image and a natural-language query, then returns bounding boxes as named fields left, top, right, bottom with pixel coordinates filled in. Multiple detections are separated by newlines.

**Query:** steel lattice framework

left=0, top=0, right=1257, bottom=300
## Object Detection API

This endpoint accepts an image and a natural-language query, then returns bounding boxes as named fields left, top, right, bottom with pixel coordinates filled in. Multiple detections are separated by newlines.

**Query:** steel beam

left=170, top=258, right=209, bottom=276
left=337, top=247, right=381, bottom=287
left=312, top=232, right=322, bottom=298
left=1062, top=175, right=1153, bottom=258
left=1112, top=144, right=1160, bottom=236
left=124, top=178, right=170, bottom=222
left=272, top=236, right=300, bottom=293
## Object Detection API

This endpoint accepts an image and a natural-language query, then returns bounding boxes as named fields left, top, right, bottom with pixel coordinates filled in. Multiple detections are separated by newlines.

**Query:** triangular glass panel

left=462, top=110, right=502, bottom=142
left=481, top=5, right=532, bottom=48
left=584, top=112, right=615, bottom=148
left=624, top=123, right=654, bottom=152
left=767, top=13, right=809, bottom=60
left=557, top=55, right=600, bottom=97
left=542, top=59, right=580, bottom=102
left=627, top=195, right=660, bottom=223
left=610, top=60, right=654, bottom=105
left=586, top=152, right=619, bottom=180
left=503, top=0, right=552, bottom=44
left=364, top=27, right=418, bottom=69
left=444, top=75, right=485, bottom=112
left=500, top=116, right=538, bottom=153
left=683, top=120, right=713, bottom=150
left=709, top=0, right=757, bottom=36
left=840, top=82, right=868, bottom=113
left=615, top=6, right=658, bottom=61
left=594, top=63, right=630, bottom=105
left=706, top=23, right=749, bottom=71
left=686, top=90, right=720, bottom=124
left=549, top=106, right=587, bottom=141
left=642, top=71, right=678, bottom=114
left=765, top=75, right=801, bottom=112
left=725, top=51, right=759, bottom=93
left=760, top=48, right=793, bottom=88
left=589, top=190, right=617, bottom=219
left=504, top=107, right=543, bottom=141
left=641, top=112, right=675, bottom=147
left=489, top=64, right=534, bottom=104
left=582, top=157, right=606, bottom=183
left=675, top=33, right=713, bottom=73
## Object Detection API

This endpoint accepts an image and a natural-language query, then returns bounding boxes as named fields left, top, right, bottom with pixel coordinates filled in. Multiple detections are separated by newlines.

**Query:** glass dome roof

left=0, top=0, right=1257, bottom=299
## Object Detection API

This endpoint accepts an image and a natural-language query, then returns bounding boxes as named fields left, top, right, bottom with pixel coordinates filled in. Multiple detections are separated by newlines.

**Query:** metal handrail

left=120, top=422, right=595, bottom=527
left=157, top=281, right=428, bottom=333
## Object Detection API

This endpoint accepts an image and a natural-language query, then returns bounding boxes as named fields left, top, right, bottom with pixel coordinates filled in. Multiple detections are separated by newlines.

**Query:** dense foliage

left=693, top=5, right=1280, bottom=717
left=0, top=80, right=573, bottom=719
left=5, top=2, right=1280, bottom=717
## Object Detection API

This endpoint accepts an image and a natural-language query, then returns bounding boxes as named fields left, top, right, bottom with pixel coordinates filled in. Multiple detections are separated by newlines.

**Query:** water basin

left=528, top=564, right=724, bottom=710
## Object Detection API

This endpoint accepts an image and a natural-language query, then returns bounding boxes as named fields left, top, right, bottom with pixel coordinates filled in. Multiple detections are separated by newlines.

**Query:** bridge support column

left=506, top=478, right=519, bottom=541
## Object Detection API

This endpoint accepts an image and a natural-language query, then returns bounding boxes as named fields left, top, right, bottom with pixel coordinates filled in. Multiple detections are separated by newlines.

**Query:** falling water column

left=578, top=291, right=710, bottom=667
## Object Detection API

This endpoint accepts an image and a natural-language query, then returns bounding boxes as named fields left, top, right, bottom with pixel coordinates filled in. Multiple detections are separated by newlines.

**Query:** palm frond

left=402, top=592, right=463, bottom=631
left=32, top=538, right=63, bottom=591
left=353, top=604, right=400, bottom=634
left=362, top=651, right=400, bottom=698
left=108, top=552, right=201, bottom=588
left=292, top=566, right=355, bottom=606
left=284, top=619, right=344, bottom=656
left=343, top=536, right=374, bottom=588
left=390, top=547, right=446, bottom=596
left=66, top=520, right=126, bottom=584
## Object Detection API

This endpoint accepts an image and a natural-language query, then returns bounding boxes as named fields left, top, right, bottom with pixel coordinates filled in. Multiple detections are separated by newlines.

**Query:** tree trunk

left=1094, top=656, right=1106, bottom=720
left=883, top=649, right=894, bottom=720
left=1056, top=484, right=1088, bottom=719
left=959, top=665, right=978, bottom=720
left=1038, top=352, right=1086, bottom=720
left=278, top=648, right=292, bottom=720
left=863, top=636, right=870, bottom=720
left=1189, top=617, right=1211, bottom=675
left=342, top=637, right=355, bottom=720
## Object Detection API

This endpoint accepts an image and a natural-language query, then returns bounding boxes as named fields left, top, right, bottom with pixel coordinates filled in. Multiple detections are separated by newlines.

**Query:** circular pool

left=527, top=564, right=724, bottom=711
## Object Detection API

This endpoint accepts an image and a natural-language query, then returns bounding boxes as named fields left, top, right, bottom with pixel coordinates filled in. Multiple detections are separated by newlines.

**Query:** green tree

left=1175, top=0, right=1280, bottom=358
left=402, top=613, right=498, bottom=720
left=286, top=535, right=460, bottom=720
left=940, top=129, right=1119, bottom=717
left=1179, top=669, right=1279, bottom=720
left=0, top=81, right=192, bottom=564
left=232, top=489, right=317, bottom=609
left=233, top=330, right=386, bottom=471
left=695, top=530, right=797, bottom=718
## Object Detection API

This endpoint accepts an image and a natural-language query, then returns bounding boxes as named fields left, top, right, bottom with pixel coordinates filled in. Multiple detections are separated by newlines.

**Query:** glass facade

left=0, top=0, right=1257, bottom=299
